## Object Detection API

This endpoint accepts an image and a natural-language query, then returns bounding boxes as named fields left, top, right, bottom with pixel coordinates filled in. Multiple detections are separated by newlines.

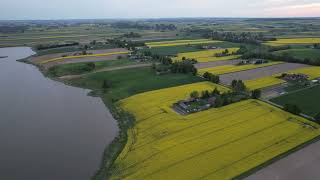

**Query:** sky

left=1, top=0, right=320, bottom=20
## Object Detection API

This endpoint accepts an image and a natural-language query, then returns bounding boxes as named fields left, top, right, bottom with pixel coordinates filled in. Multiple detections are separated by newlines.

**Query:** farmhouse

left=280, top=73, right=309, bottom=82
left=238, top=59, right=269, bottom=65
left=174, top=97, right=214, bottom=115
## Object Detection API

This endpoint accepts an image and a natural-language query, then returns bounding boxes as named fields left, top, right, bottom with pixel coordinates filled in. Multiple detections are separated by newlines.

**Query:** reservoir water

left=0, top=47, right=118, bottom=180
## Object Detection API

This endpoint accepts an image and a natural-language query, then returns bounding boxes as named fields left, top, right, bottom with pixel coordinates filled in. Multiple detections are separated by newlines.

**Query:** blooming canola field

left=173, top=48, right=240, bottom=62
left=264, top=38, right=320, bottom=46
left=244, top=66, right=320, bottom=90
left=110, top=82, right=320, bottom=180
left=199, top=61, right=283, bottom=75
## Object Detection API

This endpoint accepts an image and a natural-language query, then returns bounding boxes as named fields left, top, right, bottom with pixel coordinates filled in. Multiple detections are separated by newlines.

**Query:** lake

left=0, top=47, right=118, bottom=180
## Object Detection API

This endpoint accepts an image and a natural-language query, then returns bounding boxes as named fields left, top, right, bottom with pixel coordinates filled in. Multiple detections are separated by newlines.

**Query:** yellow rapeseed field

left=173, top=48, right=240, bottom=63
left=199, top=61, right=283, bottom=75
left=288, top=66, right=320, bottom=80
left=146, top=39, right=222, bottom=48
left=245, top=76, right=286, bottom=90
left=244, top=66, right=320, bottom=90
left=110, top=82, right=320, bottom=180
left=264, top=38, right=320, bottom=46
left=40, top=51, right=129, bottom=64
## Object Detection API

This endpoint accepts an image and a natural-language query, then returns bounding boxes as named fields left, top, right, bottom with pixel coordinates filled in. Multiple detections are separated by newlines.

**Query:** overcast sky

left=1, top=0, right=320, bottom=20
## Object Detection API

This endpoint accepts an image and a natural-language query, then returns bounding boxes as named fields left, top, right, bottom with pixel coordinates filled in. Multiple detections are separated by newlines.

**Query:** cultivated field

left=110, top=82, right=320, bottom=180
left=246, top=140, right=320, bottom=180
left=146, top=39, right=221, bottom=48
left=271, top=85, right=320, bottom=116
left=273, top=49, right=320, bottom=62
left=172, top=48, right=240, bottom=62
left=245, top=76, right=286, bottom=90
left=264, top=38, right=320, bottom=46
left=219, top=63, right=309, bottom=86
left=198, top=61, right=283, bottom=75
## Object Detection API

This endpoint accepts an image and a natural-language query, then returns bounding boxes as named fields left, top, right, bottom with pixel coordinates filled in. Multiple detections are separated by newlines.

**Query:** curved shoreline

left=23, top=52, right=131, bottom=180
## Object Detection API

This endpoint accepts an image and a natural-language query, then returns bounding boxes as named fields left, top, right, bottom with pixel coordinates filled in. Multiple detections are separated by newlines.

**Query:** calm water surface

left=0, top=47, right=118, bottom=180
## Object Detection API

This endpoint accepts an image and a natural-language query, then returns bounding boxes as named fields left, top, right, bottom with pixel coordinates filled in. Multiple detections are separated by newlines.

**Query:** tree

left=211, top=88, right=220, bottom=96
left=251, top=89, right=261, bottom=99
left=201, top=90, right=210, bottom=99
left=102, top=80, right=112, bottom=89
left=190, top=91, right=199, bottom=99
left=314, top=112, right=320, bottom=123
left=284, top=104, right=301, bottom=115
left=231, top=80, right=246, bottom=92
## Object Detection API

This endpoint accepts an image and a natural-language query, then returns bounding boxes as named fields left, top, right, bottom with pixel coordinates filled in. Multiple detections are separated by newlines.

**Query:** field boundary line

left=232, top=135, right=320, bottom=180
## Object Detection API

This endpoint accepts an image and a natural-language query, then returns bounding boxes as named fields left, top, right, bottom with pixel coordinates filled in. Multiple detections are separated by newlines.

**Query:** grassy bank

left=56, top=66, right=204, bottom=179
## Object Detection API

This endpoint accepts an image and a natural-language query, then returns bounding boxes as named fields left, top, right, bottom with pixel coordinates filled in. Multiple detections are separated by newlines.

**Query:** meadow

left=47, top=59, right=141, bottom=77
left=67, top=67, right=203, bottom=101
left=271, top=85, right=320, bottom=116
left=146, top=39, right=221, bottom=48
left=199, top=61, right=282, bottom=75
left=264, top=38, right=320, bottom=46
left=110, top=82, right=320, bottom=180
left=40, top=51, right=129, bottom=64
left=172, top=48, right=240, bottom=62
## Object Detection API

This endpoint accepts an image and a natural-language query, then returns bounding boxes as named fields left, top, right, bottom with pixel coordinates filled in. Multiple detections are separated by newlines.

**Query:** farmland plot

left=110, top=82, right=320, bottom=180
left=146, top=39, right=221, bottom=48
left=172, top=48, right=240, bottom=63
left=198, top=62, right=283, bottom=75
left=244, top=66, right=320, bottom=90
left=219, top=63, right=309, bottom=86
left=264, top=38, right=320, bottom=46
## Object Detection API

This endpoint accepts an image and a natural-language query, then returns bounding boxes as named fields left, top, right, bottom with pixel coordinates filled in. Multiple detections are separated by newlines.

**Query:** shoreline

left=21, top=49, right=132, bottom=180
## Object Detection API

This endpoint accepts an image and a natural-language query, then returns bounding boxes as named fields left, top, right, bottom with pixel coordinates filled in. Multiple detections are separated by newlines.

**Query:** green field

left=271, top=85, right=320, bottom=116
left=47, top=59, right=141, bottom=77
left=142, top=42, right=256, bottom=56
left=67, top=66, right=204, bottom=101
left=273, top=48, right=320, bottom=62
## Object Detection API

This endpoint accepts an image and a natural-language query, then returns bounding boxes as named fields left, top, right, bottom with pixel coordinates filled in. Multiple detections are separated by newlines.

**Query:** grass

left=67, top=67, right=204, bottom=101
left=146, top=39, right=222, bottom=48
left=40, top=51, right=129, bottom=64
left=264, top=38, right=320, bottom=46
left=173, top=48, right=240, bottom=63
left=47, top=59, right=141, bottom=77
left=198, top=62, right=283, bottom=75
left=273, top=48, right=320, bottom=62
left=109, top=82, right=320, bottom=180
left=271, top=85, right=320, bottom=116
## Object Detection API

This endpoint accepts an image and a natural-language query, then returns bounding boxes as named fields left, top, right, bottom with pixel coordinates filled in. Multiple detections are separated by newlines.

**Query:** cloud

left=265, top=3, right=320, bottom=17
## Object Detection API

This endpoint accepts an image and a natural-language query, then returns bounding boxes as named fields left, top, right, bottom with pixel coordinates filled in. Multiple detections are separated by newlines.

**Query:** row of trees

left=204, top=31, right=275, bottom=44
left=242, top=49, right=320, bottom=66
left=36, top=42, right=79, bottom=50
left=203, top=72, right=220, bottom=83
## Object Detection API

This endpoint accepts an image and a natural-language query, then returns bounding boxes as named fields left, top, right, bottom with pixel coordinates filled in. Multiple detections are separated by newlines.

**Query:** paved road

left=246, top=140, right=320, bottom=180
